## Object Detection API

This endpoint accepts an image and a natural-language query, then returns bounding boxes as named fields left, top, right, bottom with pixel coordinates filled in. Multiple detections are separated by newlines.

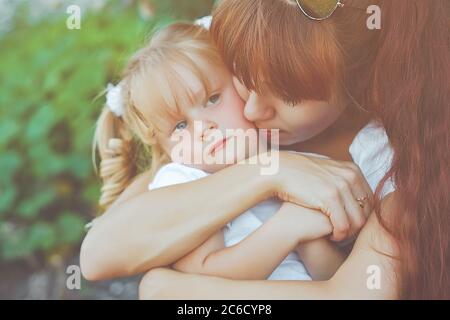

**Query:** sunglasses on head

left=295, top=0, right=344, bottom=21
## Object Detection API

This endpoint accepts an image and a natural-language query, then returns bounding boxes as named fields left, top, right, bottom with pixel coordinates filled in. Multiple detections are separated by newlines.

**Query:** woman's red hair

left=211, top=0, right=450, bottom=299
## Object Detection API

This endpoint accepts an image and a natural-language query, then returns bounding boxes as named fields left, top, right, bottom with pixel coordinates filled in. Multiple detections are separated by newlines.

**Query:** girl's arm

left=139, top=195, right=399, bottom=300
left=81, top=152, right=372, bottom=281
left=172, top=203, right=333, bottom=280
left=296, top=239, right=346, bottom=280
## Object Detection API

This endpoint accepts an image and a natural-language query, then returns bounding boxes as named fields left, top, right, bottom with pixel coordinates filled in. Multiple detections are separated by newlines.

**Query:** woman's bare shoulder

left=328, top=193, right=400, bottom=299
left=359, top=192, right=400, bottom=257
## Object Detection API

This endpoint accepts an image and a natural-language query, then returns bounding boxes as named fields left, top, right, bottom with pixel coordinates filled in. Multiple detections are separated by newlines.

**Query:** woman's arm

left=81, top=152, right=372, bottom=281
left=80, top=161, right=269, bottom=280
left=296, top=239, right=346, bottom=280
left=172, top=203, right=333, bottom=280
left=139, top=194, right=399, bottom=300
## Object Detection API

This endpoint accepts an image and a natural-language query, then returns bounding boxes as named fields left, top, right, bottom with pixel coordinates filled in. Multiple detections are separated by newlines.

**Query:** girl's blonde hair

left=93, top=22, right=223, bottom=210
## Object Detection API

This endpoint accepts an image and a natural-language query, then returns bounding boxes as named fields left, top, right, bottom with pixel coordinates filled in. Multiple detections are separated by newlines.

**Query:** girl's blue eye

left=205, top=94, right=220, bottom=107
left=174, top=121, right=187, bottom=131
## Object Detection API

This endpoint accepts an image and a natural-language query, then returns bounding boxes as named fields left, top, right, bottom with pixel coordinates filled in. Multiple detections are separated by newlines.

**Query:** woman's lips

left=209, top=136, right=231, bottom=155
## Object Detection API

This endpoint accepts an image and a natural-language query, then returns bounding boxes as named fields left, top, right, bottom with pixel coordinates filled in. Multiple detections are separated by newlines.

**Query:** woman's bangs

left=211, top=0, right=338, bottom=104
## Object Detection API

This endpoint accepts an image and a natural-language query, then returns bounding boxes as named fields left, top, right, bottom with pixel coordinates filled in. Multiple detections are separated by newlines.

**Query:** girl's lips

left=209, top=136, right=231, bottom=155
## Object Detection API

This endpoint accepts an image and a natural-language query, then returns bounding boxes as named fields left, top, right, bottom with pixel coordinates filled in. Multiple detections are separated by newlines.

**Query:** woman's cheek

left=292, top=105, right=341, bottom=138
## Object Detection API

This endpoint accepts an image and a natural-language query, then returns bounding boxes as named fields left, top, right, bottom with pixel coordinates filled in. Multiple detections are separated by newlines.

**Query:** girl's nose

left=198, top=120, right=217, bottom=141
left=243, top=92, right=275, bottom=122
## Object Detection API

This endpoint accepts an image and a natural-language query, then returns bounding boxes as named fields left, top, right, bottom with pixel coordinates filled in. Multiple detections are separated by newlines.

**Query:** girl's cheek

left=227, top=86, right=247, bottom=114
left=221, top=98, right=251, bottom=128
left=214, top=83, right=253, bottom=129
left=232, top=77, right=250, bottom=101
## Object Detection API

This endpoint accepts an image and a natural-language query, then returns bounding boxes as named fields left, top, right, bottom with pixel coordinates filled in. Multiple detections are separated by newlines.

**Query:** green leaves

left=0, top=6, right=148, bottom=262
left=0, top=212, right=86, bottom=261
left=0, top=188, right=17, bottom=217
left=0, top=152, right=22, bottom=183
left=1, top=227, right=32, bottom=261
left=17, top=189, right=57, bottom=220
left=25, top=104, right=57, bottom=144
left=56, top=212, right=86, bottom=245
left=153, top=0, right=214, bottom=20
left=27, top=222, right=57, bottom=252
left=0, top=120, right=20, bottom=148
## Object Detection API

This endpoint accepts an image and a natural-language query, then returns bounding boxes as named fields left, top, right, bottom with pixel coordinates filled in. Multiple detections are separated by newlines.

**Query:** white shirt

left=148, top=121, right=395, bottom=281
left=349, top=121, right=395, bottom=198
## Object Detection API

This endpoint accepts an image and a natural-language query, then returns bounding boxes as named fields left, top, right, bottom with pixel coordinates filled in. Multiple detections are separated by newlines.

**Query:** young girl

left=91, top=22, right=346, bottom=282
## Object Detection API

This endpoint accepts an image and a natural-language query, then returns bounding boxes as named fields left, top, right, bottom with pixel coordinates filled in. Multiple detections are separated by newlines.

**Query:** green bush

left=0, top=1, right=214, bottom=264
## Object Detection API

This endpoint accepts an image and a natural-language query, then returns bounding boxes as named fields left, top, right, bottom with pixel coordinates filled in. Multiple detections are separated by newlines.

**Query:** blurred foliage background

left=0, top=0, right=215, bottom=267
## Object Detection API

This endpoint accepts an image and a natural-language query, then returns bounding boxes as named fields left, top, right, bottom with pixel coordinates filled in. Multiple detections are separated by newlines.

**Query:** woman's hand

left=270, top=152, right=373, bottom=241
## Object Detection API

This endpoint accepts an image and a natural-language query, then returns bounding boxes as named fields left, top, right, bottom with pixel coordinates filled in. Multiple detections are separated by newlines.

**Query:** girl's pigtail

left=93, top=104, right=137, bottom=210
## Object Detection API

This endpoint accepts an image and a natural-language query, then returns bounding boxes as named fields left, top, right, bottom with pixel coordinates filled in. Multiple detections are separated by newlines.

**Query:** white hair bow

left=106, top=83, right=125, bottom=117
left=195, top=15, right=212, bottom=30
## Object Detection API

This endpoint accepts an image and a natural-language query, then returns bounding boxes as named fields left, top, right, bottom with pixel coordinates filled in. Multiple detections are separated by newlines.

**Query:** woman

left=81, top=0, right=449, bottom=299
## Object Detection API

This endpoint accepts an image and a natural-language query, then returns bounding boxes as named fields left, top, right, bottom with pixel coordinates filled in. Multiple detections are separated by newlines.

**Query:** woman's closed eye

left=284, top=100, right=297, bottom=108
left=205, top=93, right=221, bottom=108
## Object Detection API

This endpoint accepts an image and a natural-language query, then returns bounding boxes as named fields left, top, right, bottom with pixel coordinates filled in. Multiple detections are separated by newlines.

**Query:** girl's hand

left=277, top=202, right=333, bottom=243
left=269, top=151, right=373, bottom=242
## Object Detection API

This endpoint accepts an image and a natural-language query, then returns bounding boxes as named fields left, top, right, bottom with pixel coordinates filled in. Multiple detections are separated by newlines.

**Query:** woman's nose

left=243, top=92, right=275, bottom=122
